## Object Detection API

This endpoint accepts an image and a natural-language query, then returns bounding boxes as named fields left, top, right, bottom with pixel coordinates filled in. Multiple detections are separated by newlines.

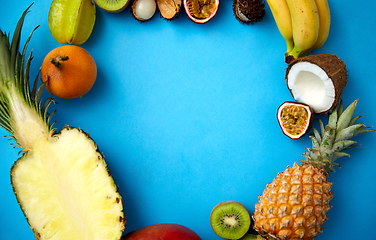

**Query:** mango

left=122, top=223, right=202, bottom=240
left=48, top=0, right=96, bottom=45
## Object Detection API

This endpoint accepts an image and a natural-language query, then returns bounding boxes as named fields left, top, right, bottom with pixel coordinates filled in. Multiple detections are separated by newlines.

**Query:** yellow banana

left=299, top=0, right=331, bottom=57
left=266, top=0, right=294, bottom=53
left=285, top=0, right=320, bottom=61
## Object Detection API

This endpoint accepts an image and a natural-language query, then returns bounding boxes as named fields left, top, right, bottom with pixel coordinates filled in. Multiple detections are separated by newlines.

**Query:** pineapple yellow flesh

left=0, top=6, right=125, bottom=240
left=11, top=127, right=124, bottom=240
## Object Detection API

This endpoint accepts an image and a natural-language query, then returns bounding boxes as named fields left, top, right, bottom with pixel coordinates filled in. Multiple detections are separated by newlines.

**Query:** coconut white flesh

left=237, top=5, right=249, bottom=21
left=287, top=62, right=335, bottom=113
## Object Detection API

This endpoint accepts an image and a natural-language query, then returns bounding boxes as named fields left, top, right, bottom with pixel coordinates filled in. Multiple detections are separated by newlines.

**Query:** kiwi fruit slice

left=210, top=200, right=251, bottom=239
left=95, top=0, right=131, bottom=12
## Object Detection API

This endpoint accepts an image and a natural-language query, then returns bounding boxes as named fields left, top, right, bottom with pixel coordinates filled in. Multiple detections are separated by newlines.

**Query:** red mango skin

left=122, top=223, right=202, bottom=240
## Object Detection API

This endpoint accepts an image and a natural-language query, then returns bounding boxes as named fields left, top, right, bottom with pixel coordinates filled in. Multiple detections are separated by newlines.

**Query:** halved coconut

left=183, top=0, right=219, bottom=24
left=233, top=0, right=265, bottom=25
left=277, top=101, right=313, bottom=139
left=157, top=0, right=182, bottom=20
left=285, top=54, right=347, bottom=114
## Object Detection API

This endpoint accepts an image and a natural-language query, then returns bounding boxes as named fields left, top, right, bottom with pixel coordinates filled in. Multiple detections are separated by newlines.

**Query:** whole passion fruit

left=183, top=0, right=219, bottom=24
left=277, top=101, right=313, bottom=139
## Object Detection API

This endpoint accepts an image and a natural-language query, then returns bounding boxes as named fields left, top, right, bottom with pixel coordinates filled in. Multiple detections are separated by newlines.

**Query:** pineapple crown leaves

left=0, top=4, right=56, bottom=138
left=302, top=99, right=375, bottom=173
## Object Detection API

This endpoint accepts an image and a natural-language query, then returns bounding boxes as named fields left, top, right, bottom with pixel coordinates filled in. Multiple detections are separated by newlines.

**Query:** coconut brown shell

left=285, top=54, right=348, bottom=114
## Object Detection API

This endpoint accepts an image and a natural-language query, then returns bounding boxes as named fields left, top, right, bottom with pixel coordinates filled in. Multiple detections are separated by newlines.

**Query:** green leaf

left=337, top=100, right=358, bottom=132
left=333, top=140, right=357, bottom=152
left=335, top=124, right=364, bottom=142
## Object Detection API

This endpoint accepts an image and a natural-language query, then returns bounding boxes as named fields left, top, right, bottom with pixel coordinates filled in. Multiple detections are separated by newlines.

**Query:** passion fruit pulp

left=184, top=0, right=219, bottom=23
left=277, top=101, right=312, bottom=139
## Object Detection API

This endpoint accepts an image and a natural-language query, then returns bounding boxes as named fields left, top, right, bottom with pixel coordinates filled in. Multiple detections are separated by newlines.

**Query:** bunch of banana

left=266, top=0, right=331, bottom=63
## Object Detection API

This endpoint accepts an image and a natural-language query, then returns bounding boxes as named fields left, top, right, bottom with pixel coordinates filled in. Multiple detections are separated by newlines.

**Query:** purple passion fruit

left=277, top=101, right=313, bottom=139
left=183, top=0, right=219, bottom=24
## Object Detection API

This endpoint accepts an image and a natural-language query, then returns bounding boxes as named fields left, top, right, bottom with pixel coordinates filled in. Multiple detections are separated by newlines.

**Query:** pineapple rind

left=254, top=100, right=374, bottom=240
left=11, top=127, right=125, bottom=240
left=253, top=163, right=332, bottom=240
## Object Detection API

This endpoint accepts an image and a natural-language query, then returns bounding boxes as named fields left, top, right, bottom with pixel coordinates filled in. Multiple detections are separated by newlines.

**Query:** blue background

left=1, top=0, right=375, bottom=239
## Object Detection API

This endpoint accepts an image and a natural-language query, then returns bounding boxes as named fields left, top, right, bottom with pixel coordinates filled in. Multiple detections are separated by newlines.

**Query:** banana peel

left=49, top=0, right=96, bottom=45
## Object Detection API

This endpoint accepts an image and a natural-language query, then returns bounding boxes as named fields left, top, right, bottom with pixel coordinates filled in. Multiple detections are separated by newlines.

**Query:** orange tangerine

left=41, top=45, right=97, bottom=99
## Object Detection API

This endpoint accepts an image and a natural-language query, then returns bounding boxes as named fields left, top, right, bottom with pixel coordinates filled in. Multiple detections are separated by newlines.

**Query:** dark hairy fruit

left=233, top=0, right=265, bottom=25
left=277, top=101, right=312, bottom=139
left=183, top=0, right=219, bottom=23
left=210, top=200, right=251, bottom=240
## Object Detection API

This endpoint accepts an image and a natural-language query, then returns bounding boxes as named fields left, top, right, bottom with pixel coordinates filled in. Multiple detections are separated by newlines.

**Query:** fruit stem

left=49, top=55, right=69, bottom=68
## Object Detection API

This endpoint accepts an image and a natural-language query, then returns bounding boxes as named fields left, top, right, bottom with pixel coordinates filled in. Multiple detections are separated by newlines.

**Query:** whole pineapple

left=253, top=99, right=374, bottom=240
left=0, top=6, right=125, bottom=240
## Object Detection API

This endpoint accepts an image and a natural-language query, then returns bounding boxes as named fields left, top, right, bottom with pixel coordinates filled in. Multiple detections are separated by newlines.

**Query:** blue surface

left=1, top=1, right=376, bottom=239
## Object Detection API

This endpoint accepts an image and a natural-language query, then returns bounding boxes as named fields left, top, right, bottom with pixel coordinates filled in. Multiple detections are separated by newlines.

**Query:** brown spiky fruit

left=253, top=100, right=374, bottom=240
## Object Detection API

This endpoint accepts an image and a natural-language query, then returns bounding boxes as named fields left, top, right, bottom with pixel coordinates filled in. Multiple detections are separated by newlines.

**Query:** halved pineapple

left=11, top=127, right=125, bottom=240
left=1, top=5, right=125, bottom=240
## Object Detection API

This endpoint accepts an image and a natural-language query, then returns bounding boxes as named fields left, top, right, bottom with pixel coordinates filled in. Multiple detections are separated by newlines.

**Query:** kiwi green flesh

left=210, top=201, right=251, bottom=239
left=95, top=0, right=130, bottom=12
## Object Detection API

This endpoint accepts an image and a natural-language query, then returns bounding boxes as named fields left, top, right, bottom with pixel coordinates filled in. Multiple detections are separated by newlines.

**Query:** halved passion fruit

left=183, top=0, right=219, bottom=24
left=277, top=101, right=313, bottom=139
